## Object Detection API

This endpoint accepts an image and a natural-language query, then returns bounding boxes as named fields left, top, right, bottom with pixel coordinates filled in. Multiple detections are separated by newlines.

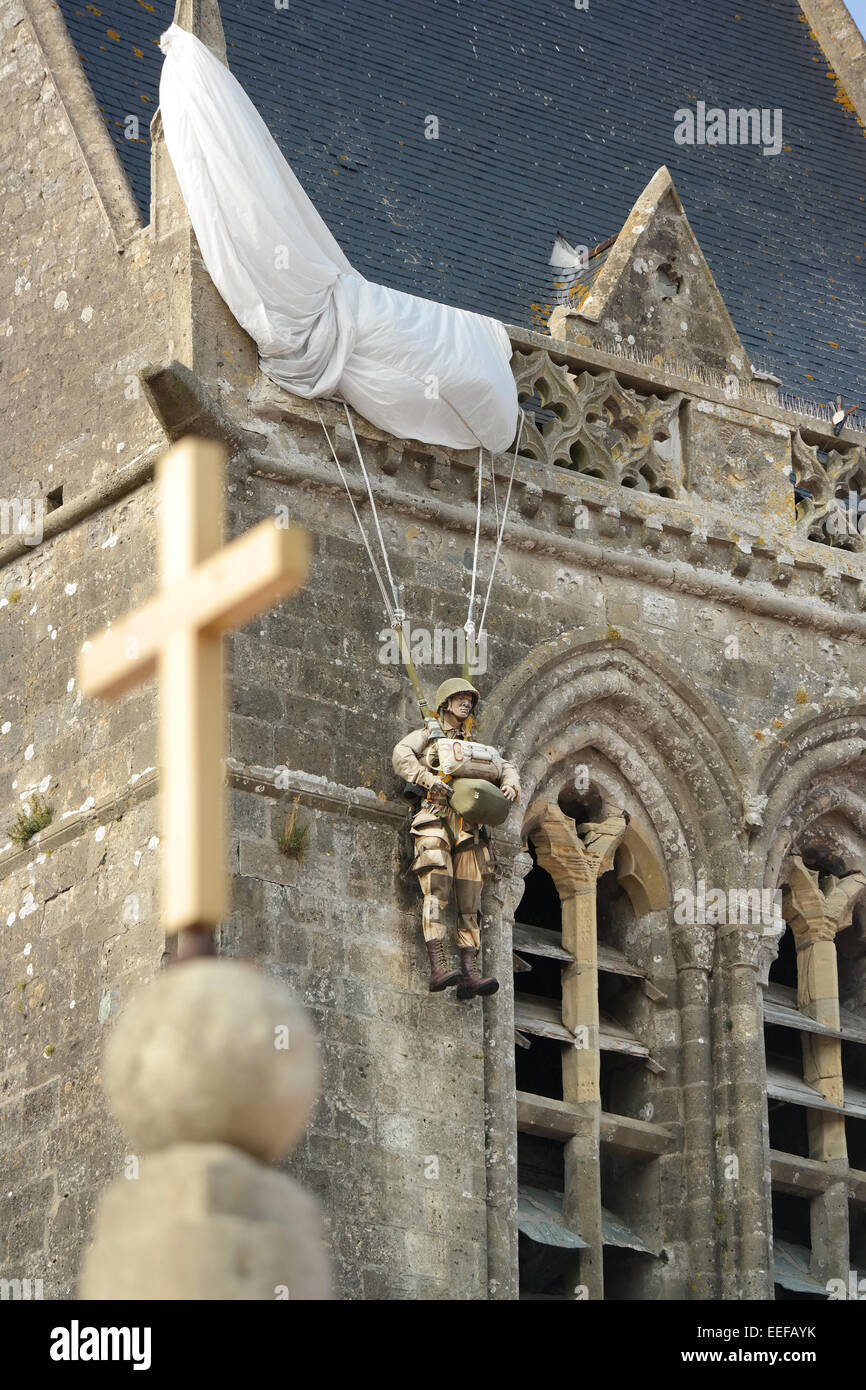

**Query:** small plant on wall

left=8, top=793, right=53, bottom=846
left=276, top=796, right=308, bottom=863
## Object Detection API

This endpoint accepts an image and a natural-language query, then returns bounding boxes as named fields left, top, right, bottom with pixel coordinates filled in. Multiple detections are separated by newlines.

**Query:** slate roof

left=56, top=0, right=866, bottom=408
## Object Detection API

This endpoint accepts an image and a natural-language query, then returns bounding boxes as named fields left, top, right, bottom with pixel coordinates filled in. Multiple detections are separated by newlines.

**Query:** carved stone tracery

left=791, top=430, right=866, bottom=553
left=512, top=348, right=682, bottom=497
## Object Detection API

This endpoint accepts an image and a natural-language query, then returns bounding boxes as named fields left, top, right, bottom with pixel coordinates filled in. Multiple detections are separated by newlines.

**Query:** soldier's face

left=449, top=694, right=475, bottom=720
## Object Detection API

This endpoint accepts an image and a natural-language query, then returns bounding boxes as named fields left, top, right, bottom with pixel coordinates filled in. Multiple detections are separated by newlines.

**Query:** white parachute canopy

left=158, top=24, right=519, bottom=453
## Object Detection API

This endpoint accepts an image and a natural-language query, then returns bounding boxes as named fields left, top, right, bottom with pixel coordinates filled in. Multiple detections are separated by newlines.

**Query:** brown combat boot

left=425, top=938, right=462, bottom=992
left=456, top=946, right=499, bottom=1000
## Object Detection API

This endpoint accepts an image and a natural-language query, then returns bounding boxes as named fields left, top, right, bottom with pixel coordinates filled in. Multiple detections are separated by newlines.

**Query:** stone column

left=783, top=858, right=865, bottom=1144
left=672, top=921, right=718, bottom=1297
left=530, top=801, right=627, bottom=1301
left=718, top=920, right=773, bottom=1299
left=781, top=857, right=866, bottom=1284
left=482, top=848, right=532, bottom=1301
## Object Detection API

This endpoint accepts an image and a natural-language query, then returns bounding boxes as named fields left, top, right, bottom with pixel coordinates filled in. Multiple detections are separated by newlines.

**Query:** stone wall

left=3, top=0, right=866, bottom=1302
left=0, top=0, right=168, bottom=1298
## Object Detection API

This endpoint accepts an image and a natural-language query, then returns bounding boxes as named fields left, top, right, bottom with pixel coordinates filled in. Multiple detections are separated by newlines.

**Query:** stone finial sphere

left=103, top=959, right=318, bottom=1161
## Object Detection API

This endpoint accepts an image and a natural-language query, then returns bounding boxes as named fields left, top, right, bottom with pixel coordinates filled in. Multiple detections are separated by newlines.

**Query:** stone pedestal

left=81, top=1143, right=330, bottom=1300
left=80, top=958, right=330, bottom=1300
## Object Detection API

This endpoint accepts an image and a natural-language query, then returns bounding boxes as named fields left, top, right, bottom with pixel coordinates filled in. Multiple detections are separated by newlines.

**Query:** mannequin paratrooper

left=393, top=678, right=520, bottom=998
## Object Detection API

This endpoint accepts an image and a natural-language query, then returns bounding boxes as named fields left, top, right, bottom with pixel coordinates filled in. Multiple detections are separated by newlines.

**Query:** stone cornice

left=246, top=442, right=866, bottom=642
left=0, top=769, right=158, bottom=881
left=245, top=335, right=866, bottom=621
left=0, top=761, right=406, bottom=886
left=0, top=446, right=161, bottom=573
left=27, top=359, right=860, bottom=648
left=226, top=761, right=408, bottom=825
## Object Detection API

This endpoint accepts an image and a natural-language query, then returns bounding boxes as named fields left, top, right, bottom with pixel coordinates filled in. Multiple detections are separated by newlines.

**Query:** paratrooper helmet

left=434, top=677, right=480, bottom=714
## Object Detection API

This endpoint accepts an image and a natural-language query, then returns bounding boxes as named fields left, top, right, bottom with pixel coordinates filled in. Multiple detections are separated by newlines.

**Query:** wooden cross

left=79, top=436, right=309, bottom=951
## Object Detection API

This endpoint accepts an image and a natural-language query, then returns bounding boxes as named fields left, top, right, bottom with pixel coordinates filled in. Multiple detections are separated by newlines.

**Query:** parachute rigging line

left=476, top=410, right=526, bottom=649
left=466, top=446, right=483, bottom=632
left=315, top=403, right=434, bottom=720
left=316, top=402, right=525, bottom=710
left=343, top=403, right=400, bottom=615
left=489, top=446, right=500, bottom=534
left=314, top=403, right=396, bottom=626
left=462, top=446, right=484, bottom=679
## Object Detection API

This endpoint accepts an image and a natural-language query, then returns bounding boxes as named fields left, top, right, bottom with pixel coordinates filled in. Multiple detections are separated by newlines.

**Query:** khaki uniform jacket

left=392, top=725, right=521, bottom=800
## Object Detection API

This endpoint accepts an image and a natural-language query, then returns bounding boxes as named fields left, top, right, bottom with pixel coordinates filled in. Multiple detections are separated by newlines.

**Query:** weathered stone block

left=683, top=399, right=793, bottom=528
left=238, top=837, right=300, bottom=888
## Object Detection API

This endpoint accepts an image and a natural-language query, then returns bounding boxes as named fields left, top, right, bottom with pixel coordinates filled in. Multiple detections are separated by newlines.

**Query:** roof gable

left=551, top=167, right=753, bottom=385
